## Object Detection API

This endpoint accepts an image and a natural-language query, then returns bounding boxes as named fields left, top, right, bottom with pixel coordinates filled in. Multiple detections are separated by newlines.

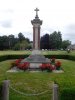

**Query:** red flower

left=40, top=63, right=46, bottom=70
left=15, top=58, right=22, bottom=66
left=17, top=62, right=30, bottom=70
left=40, top=63, right=55, bottom=71
left=55, top=61, right=61, bottom=67
left=47, top=64, right=55, bottom=71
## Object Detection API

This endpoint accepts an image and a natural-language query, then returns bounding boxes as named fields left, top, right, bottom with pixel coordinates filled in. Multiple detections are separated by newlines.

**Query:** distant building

left=67, top=44, right=75, bottom=50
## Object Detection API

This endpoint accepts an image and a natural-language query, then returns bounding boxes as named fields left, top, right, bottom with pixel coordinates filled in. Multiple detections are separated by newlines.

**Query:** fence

left=1, top=80, right=59, bottom=100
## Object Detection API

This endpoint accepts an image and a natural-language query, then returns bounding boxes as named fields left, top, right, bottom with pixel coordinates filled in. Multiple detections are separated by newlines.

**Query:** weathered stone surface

left=21, top=54, right=50, bottom=63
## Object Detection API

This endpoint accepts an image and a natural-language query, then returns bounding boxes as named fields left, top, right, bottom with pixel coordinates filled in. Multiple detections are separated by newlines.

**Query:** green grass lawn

left=0, top=50, right=31, bottom=55
left=0, top=50, right=75, bottom=56
left=0, top=59, right=75, bottom=100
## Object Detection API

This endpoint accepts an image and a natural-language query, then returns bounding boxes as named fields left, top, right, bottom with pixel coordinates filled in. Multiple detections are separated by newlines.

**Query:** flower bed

left=40, top=57, right=61, bottom=72
left=11, top=57, right=62, bottom=72
left=11, top=59, right=30, bottom=71
left=17, top=62, right=30, bottom=71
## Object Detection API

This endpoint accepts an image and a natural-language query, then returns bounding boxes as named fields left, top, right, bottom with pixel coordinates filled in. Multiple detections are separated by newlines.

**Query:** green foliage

left=40, top=31, right=62, bottom=49
left=62, top=40, right=71, bottom=50
left=13, top=43, right=20, bottom=50
left=13, top=40, right=31, bottom=50
left=49, top=31, right=62, bottom=49
left=0, top=55, right=29, bottom=62
left=60, top=88, right=75, bottom=100
left=18, top=32, right=25, bottom=42
left=44, top=55, right=68, bottom=60
left=68, top=55, right=75, bottom=61
left=0, top=55, right=8, bottom=62
left=40, top=34, right=50, bottom=49
left=0, top=33, right=31, bottom=50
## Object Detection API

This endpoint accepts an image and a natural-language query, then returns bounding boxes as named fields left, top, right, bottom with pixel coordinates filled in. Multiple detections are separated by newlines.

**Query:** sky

left=0, top=0, right=75, bottom=44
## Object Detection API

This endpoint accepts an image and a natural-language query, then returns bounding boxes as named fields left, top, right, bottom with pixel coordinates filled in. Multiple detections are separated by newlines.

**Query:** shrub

left=17, top=62, right=30, bottom=71
left=40, top=63, right=55, bottom=71
left=47, top=64, right=55, bottom=72
left=14, top=58, right=22, bottom=66
left=50, top=56, right=56, bottom=64
left=40, top=63, right=47, bottom=71
left=55, top=61, right=61, bottom=70
left=60, top=88, right=75, bottom=100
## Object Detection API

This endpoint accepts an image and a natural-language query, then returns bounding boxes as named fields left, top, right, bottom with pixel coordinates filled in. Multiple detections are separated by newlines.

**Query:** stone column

left=33, top=24, right=40, bottom=50
left=31, top=8, right=42, bottom=50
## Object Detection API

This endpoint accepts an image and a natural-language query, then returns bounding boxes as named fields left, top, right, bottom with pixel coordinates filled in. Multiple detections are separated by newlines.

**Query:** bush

left=60, top=88, right=75, bottom=100
left=17, top=62, right=30, bottom=71
left=0, top=55, right=8, bottom=62
left=0, top=54, right=75, bottom=62
left=68, top=55, right=75, bottom=61
left=55, top=61, right=61, bottom=70
left=44, top=55, right=69, bottom=60
left=0, top=54, right=29, bottom=62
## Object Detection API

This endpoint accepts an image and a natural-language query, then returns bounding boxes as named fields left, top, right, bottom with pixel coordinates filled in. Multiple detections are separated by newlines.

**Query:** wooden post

left=2, top=80, right=10, bottom=100
left=53, top=83, right=59, bottom=100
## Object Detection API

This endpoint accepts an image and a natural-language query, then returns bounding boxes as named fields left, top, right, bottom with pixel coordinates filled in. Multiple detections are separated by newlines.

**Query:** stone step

left=29, top=63, right=41, bottom=68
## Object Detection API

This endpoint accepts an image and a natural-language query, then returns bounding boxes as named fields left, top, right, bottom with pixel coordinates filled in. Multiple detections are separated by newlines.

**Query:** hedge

left=60, top=88, right=75, bottom=100
left=0, top=54, right=75, bottom=62
left=0, top=54, right=29, bottom=62
left=44, top=55, right=69, bottom=60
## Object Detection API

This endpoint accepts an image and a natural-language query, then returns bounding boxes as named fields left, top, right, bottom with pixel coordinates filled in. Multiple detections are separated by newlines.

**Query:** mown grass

left=0, top=60, right=53, bottom=100
left=0, top=59, right=75, bottom=99
left=0, top=50, right=75, bottom=56
left=42, top=50, right=75, bottom=55
left=0, top=50, right=31, bottom=56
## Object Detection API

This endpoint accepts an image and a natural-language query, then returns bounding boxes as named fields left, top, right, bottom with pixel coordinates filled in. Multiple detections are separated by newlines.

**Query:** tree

left=18, top=32, right=25, bottom=42
left=13, top=40, right=31, bottom=50
left=8, top=34, right=15, bottom=49
left=0, top=35, right=9, bottom=50
left=49, top=31, right=62, bottom=49
left=40, top=34, right=49, bottom=49
left=0, top=33, right=31, bottom=50
left=62, top=40, right=71, bottom=50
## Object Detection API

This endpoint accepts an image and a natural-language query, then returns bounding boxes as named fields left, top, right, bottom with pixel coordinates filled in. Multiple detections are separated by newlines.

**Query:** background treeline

left=0, top=31, right=71, bottom=50
left=0, top=32, right=32, bottom=50
left=40, top=31, right=71, bottom=50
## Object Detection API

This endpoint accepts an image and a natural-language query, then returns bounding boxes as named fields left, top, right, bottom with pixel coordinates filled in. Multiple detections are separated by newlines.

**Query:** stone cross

left=34, top=8, right=39, bottom=17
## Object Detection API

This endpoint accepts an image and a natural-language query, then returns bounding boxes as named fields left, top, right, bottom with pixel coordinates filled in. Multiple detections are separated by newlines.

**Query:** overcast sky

left=0, top=0, right=75, bottom=44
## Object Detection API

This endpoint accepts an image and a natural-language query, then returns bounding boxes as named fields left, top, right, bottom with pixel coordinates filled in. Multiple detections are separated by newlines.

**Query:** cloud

left=0, top=9, right=13, bottom=28
left=0, top=20, right=12, bottom=28
left=62, top=24, right=75, bottom=44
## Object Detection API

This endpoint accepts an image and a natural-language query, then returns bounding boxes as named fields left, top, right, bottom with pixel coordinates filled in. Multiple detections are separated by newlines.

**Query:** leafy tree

left=18, top=32, right=25, bottom=42
left=49, top=31, right=62, bottom=49
left=8, top=34, right=15, bottom=49
left=0, top=32, right=31, bottom=50
left=13, top=40, right=31, bottom=50
left=62, top=40, right=71, bottom=50
left=0, top=35, right=9, bottom=50
left=40, top=34, right=49, bottom=49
